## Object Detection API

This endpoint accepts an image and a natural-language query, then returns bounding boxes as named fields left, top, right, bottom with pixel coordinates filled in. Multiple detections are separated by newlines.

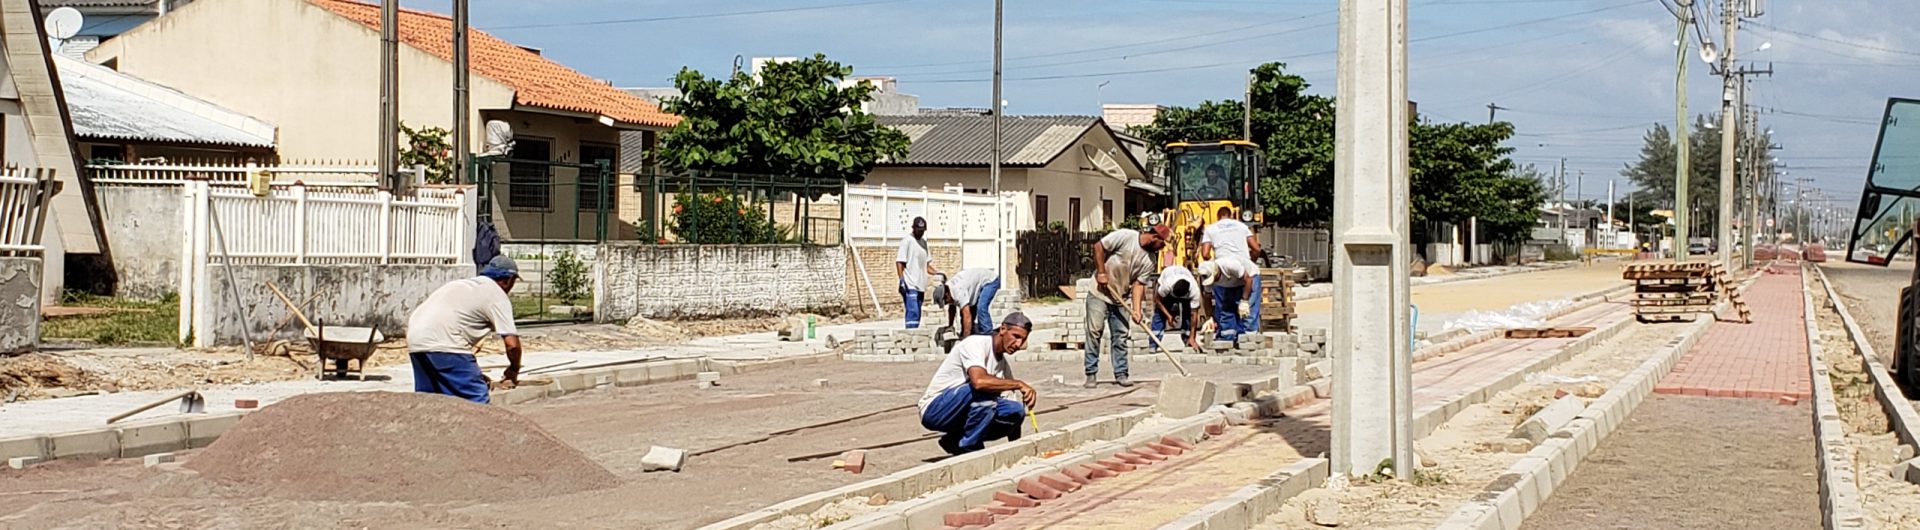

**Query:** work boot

left=1115, top=376, right=1135, bottom=387
left=1083, top=376, right=1098, bottom=389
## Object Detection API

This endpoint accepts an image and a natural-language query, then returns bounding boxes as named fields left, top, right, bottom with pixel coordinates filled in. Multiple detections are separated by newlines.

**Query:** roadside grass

left=44, top=293, right=179, bottom=345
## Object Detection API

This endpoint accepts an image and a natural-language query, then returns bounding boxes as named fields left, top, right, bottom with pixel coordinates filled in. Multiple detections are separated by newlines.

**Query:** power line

left=487, top=0, right=913, bottom=30
left=1747, top=21, right=1920, bottom=57
left=869, top=9, right=1336, bottom=70
left=888, top=17, right=1337, bottom=77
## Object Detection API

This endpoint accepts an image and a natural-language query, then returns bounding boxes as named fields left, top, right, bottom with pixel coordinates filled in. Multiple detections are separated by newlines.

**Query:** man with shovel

left=406, top=255, right=524, bottom=404
left=1084, top=225, right=1171, bottom=388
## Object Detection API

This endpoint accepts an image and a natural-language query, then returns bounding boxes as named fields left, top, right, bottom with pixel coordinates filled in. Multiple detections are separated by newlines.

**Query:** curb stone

left=1799, top=267, right=1869, bottom=528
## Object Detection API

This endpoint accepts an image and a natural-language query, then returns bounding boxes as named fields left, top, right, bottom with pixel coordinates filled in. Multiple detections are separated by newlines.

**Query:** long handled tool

left=1103, top=282, right=1191, bottom=377
left=107, top=390, right=205, bottom=424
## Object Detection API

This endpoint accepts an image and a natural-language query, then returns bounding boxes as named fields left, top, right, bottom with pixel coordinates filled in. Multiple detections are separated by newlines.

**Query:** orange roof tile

left=308, top=0, right=678, bottom=128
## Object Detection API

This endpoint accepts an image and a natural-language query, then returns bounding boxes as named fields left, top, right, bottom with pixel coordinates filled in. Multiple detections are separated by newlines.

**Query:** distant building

left=37, top=0, right=197, bottom=59
left=869, top=114, right=1153, bottom=232
left=55, top=55, right=275, bottom=164
left=1101, top=104, right=1164, bottom=132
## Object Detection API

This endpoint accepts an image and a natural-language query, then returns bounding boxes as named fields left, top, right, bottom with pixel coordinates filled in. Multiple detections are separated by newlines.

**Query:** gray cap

left=480, top=255, right=521, bottom=280
left=999, top=311, right=1033, bottom=331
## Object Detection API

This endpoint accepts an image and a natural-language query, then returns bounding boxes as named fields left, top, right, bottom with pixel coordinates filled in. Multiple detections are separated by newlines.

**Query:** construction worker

left=896, top=217, right=940, bottom=329
left=918, top=312, right=1035, bottom=455
left=1199, top=209, right=1265, bottom=341
left=406, top=255, right=523, bottom=404
left=933, top=268, right=1002, bottom=337
left=1085, top=224, right=1172, bottom=388
left=1151, top=264, right=1206, bottom=351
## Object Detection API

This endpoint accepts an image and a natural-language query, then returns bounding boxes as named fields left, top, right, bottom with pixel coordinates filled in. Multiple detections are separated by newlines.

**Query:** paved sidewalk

left=1654, top=264, right=1812, bottom=401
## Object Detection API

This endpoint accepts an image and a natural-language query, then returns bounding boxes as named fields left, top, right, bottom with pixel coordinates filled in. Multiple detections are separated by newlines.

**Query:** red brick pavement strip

left=1654, top=264, right=1812, bottom=401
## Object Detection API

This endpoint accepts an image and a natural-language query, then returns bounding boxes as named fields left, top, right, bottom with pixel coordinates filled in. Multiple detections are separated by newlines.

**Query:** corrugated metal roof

left=875, top=114, right=1101, bottom=167
left=55, top=55, right=276, bottom=148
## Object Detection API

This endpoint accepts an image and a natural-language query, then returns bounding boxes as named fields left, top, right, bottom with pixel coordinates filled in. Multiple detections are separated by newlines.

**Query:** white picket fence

left=88, top=161, right=380, bottom=186
left=0, top=168, right=57, bottom=254
left=843, top=184, right=1026, bottom=269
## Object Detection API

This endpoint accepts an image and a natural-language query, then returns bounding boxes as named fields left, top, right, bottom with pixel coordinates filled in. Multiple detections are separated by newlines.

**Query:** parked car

left=1687, top=243, right=1709, bottom=255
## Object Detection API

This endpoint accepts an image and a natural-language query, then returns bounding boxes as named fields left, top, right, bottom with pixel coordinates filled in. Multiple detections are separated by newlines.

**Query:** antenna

left=44, top=7, right=82, bottom=44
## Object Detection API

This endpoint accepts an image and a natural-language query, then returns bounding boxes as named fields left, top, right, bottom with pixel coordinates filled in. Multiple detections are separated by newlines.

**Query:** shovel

left=106, top=390, right=206, bottom=424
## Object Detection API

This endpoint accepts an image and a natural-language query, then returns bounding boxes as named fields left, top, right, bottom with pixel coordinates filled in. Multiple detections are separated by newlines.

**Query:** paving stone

left=993, top=490, right=1039, bottom=508
left=1155, top=375, right=1218, bottom=419
left=1016, top=477, right=1061, bottom=500
left=142, top=452, right=177, bottom=467
left=1511, top=395, right=1585, bottom=443
left=1037, top=472, right=1082, bottom=492
left=7, top=456, right=41, bottom=469
left=641, top=445, right=686, bottom=472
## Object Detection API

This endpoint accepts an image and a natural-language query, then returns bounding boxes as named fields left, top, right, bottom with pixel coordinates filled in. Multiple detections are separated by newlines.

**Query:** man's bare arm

left=968, top=366, right=1036, bottom=408
left=501, top=335, right=524, bottom=383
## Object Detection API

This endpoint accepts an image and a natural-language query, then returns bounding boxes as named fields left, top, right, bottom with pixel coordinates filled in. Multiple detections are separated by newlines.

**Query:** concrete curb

left=1412, top=309, right=1634, bottom=439
left=1154, top=458, right=1331, bottom=530
left=698, top=407, right=1197, bottom=530
left=1800, top=267, right=1870, bottom=529
left=1812, top=266, right=1920, bottom=451
left=1434, top=269, right=1762, bottom=530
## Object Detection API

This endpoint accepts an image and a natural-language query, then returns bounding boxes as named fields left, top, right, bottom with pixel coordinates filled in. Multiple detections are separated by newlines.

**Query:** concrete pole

left=1673, top=1, right=1692, bottom=263
left=1744, top=84, right=1760, bottom=267
left=1331, top=0, right=1413, bottom=479
left=379, top=0, right=400, bottom=190
left=990, top=0, right=1004, bottom=275
left=1607, top=179, right=1616, bottom=248
left=1714, top=0, right=1737, bottom=269
left=453, top=0, right=470, bottom=185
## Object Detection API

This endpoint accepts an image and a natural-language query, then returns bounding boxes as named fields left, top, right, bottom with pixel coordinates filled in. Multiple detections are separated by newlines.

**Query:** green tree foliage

left=1133, top=62, right=1538, bottom=240
left=671, top=192, right=776, bottom=244
left=657, top=54, right=910, bottom=184
left=399, top=122, right=455, bottom=184
left=1620, top=114, right=1772, bottom=234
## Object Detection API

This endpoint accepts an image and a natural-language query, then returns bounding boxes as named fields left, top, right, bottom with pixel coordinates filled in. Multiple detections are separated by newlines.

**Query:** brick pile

left=846, top=329, right=945, bottom=362
left=1050, top=279, right=1094, bottom=349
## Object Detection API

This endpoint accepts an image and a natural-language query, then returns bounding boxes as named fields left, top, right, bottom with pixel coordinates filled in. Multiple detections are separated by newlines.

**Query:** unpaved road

left=1820, top=261, right=1912, bottom=367
left=1520, top=395, right=1821, bottom=530
left=0, top=358, right=1263, bottom=529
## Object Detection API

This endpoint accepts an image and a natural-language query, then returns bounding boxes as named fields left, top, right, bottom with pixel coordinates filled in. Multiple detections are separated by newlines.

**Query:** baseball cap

left=480, top=255, right=521, bottom=280
left=999, top=312, right=1033, bottom=331
left=1148, top=224, right=1172, bottom=241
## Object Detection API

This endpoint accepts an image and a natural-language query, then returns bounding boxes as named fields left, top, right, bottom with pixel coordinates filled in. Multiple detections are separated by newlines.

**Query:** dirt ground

left=1816, top=262, right=1920, bottom=528
left=1294, top=263, right=1628, bottom=316
left=1519, top=395, right=1821, bottom=529
left=1255, top=321, right=1690, bottom=529
left=0, top=357, right=1264, bottom=529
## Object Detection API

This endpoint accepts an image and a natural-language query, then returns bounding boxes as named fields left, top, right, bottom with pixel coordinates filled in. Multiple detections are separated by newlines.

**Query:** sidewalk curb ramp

left=1431, top=267, right=1764, bottom=530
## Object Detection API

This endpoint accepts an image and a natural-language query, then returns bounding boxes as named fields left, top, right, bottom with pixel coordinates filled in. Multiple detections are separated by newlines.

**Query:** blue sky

left=406, top=0, right=1911, bottom=214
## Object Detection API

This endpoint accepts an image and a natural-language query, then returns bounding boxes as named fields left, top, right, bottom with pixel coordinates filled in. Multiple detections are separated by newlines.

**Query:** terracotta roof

left=307, top=0, right=677, bottom=128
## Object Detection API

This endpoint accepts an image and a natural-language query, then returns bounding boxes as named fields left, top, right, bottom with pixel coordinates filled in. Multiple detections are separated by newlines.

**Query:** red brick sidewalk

left=1653, top=264, right=1811, bottom=401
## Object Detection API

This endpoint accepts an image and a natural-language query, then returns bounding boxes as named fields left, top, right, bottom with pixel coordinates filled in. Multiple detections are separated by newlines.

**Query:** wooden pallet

left=1504, top=327, right=1596, bottom=339
left=1636, top=313, right=1697, bottom=323
left=1633, top=305, right=1714, bottom=315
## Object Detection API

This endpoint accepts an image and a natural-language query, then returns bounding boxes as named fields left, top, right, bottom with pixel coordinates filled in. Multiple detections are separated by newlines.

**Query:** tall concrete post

left=1714, top=0, right=1737, bottom=269
left=1331, top=0, right=1413, bottom=479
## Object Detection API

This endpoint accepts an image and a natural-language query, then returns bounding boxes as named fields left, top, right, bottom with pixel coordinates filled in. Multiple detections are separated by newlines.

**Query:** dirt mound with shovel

left=187, top=391, right=617, bottom=503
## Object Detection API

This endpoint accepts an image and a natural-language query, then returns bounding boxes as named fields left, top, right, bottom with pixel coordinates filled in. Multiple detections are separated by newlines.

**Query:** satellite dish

left=482, top=120, right=515, bottom=157
left=44, top=7, right=82, bottom=41
left=1082, top=144, right=1126, bottom=180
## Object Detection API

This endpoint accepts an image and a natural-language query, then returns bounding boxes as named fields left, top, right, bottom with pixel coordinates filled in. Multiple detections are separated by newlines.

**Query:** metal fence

left=1016, top=230, right=1102, bottom=297
left=631, top=171, right=847, bottom=246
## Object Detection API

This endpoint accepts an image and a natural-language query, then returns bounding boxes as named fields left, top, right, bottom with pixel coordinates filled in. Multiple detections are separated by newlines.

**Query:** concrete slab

left=1156, top=375, right=1217, bottom=419
left=48, top=429, right=118, bottom=460
left=115, top=421, right=188, bottom=458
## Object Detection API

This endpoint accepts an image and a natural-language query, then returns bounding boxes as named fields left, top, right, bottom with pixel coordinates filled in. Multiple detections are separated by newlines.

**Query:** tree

left=399, top=122, right=454, bottom=184
left=1131, top=62, right=1335, bottom=227
left=657, top=54, right=910, bottom=184
left=1620, top=114, right=1773, bottom=237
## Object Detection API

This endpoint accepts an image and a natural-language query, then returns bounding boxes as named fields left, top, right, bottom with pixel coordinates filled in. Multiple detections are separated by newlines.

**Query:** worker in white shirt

left=1150, top=264, right=1206, bottom=351
left=1198, top=208, right=1266, bottom=341
left=917, top=313, right=1035, bottom=455
left=932, top=268, right=1002, bottom=337
left=896, top=217, right=941, bottom=329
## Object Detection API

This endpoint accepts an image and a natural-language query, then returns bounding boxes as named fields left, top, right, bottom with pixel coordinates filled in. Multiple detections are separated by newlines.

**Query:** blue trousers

left=1085, top=298, right=1130, bottom=378
left=968, top=278, right=1002, bottom=336
left=920, top=383, right=1025, bottom=454
left=411, top=352, right=490, bottom=404
left=1151, top=301, right=1198, bottom=350
left=1211, top=276, right=1263, bottom=340
left=901, top=282, right=924, bottom=329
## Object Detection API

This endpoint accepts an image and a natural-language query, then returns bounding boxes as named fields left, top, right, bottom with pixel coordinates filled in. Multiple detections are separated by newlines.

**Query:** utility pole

left=1713, top=0, right=1737, bottom=269
left=452, top=0, right=470, bottom=185
left=1608, top=178, right=1616, bottom=248
left=1672, top=0, right=1693, bottom=263
left=379, top=0, right=400, bottom=190
left=1332, top=0, right=1413, bottom=480
left=1558, top=158, right=1568, bottom=240
left=1243, top=71, right=1254, bottom=141
left=990, top=0, right=1004, bottom=275
left=1487, top=102, right=1507, bottom=125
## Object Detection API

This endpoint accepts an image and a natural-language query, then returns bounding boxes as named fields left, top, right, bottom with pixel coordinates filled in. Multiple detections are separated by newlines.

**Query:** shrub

left=671, top=192, right=776, bottom=244
left=549, top=250, right=590, bottom=303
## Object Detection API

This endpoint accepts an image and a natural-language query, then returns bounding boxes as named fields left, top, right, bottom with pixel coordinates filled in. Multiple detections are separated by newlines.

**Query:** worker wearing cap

left=1151, top=264, right=1206, bottom=351
left=897, top=217, right=941, bottom=329
left=919, top=312, right=1036, bottom=455
left=1200, top=209, right=1266, bottom=341
left=1085, top=225, right=1172, bottom=388
left=934, top=267, right=1002, bottom=337
left=406, top=255, right=523, bottom=404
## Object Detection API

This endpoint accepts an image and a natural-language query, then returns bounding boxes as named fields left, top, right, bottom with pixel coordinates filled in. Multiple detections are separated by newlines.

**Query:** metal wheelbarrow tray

left=304, top=322, right=385, bottom=380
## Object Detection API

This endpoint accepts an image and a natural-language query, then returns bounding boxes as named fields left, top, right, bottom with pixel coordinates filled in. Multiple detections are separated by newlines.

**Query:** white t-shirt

left=406, top=276, right=518, bottom=354
left=1094, top=229, right=1155, bottom=304
left=1202, top=219, right=1254, bottom=262
left=1212, top=256, right=1256, bottom=288
left=919, top=335, right=1012, bottom=411
left=897, top=236, right=932, bottom=291
left=1155, top=265, right=1201, bottom=309
left=948, top=268, right=998, bottom=307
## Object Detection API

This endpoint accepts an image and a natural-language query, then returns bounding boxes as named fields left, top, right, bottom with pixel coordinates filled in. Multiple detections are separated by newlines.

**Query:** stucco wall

left=0, top=257, right=40, bottom=353
left=93, top=185, right=181, bottom=300
left=594, top=244, right=847, bottom=321
left=201, top=264, right=471, bottom=346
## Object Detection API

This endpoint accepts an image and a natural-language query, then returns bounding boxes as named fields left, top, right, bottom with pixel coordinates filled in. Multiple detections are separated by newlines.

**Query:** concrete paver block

left=142, top=452, right=177, bottom=467
left=7, top=456, right=41, bottom=469
left=1016, top=477, right=1060, bottom=500
left=836, top=449, right=867, bottom=474
left=115, top=421, right=188, bottom=458
left=697, top=371, right=722, bottom=383
left=1155, top=375, right=1218, bottom=419
left=641, top=445, right=686, bottom=472
left=1896, top=457, right=1920, bottom=484
left=993, top=490, right=1038, bottom=508
left=1511, top=395, right=1584, bottom=444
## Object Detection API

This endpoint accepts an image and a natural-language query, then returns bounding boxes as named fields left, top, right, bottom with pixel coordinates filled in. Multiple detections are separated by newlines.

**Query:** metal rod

left=206, top=201, right=258, bottom=361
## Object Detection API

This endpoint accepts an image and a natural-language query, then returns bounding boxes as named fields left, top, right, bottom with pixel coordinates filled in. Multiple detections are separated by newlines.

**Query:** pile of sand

left=187, top=391, right=617, bottom=503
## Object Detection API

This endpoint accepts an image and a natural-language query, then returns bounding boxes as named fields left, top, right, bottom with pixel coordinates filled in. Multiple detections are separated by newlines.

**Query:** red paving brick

left=1653, top=264, right=1811, bottom=401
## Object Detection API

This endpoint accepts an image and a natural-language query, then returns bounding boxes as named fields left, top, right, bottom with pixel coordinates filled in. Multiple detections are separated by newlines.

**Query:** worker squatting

left=900, top=213, right=1267, bottom=455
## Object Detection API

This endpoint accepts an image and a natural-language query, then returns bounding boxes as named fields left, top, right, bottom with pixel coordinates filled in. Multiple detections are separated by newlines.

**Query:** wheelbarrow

left=305, top=320, right=384, bottom=380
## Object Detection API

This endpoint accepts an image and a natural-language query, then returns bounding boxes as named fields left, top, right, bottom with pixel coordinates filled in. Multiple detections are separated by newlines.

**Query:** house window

left=1102, top=199, right=1114, bottom=229
left=578, top=143, right=619, bottom=212
left=1069, top=198, right=1082, bottom=232
left=1035, top=195, right=1050, bottom=228
left=508, top=138, right=552, bottom=210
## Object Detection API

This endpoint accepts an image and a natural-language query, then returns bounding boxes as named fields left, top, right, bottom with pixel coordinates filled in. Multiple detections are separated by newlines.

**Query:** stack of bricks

left=1045, top=279, right=1094, bottom=351
left=846, top=328, right=943, bottom=362
left=1293, top=327, right=1328, bottom=358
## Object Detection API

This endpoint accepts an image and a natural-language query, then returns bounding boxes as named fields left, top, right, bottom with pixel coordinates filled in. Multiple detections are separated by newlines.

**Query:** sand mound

left=187, top=391, right=617, bottom=503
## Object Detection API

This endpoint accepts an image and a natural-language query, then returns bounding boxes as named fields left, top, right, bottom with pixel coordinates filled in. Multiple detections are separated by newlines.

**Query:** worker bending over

left=1085, top=225, right=1171, bottom=388
left=406, top=255, right=524, bottom=404
left=918, top=313, right=1036, bottom=455
left=933, top=268, right=1002, bottom=336
left=1151, top=264, right=1207, bottom=351
left=1199, top=210, right=1265, bottom=341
